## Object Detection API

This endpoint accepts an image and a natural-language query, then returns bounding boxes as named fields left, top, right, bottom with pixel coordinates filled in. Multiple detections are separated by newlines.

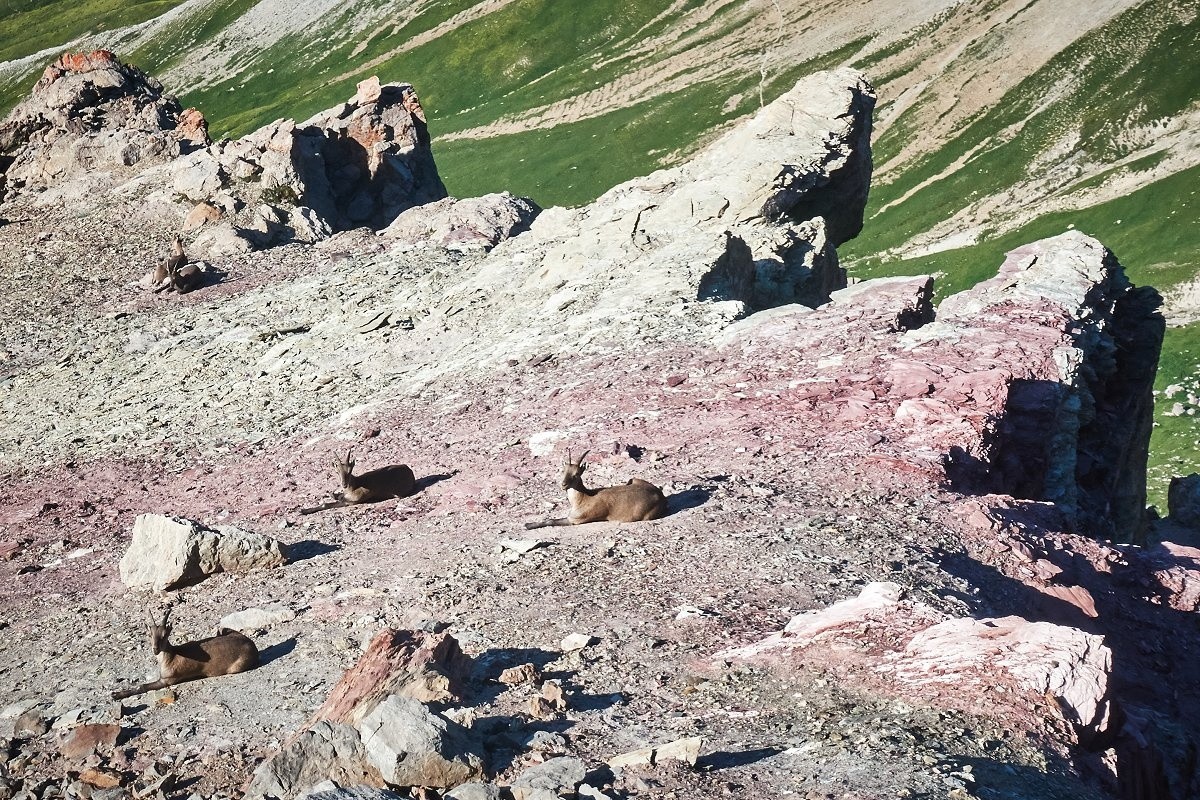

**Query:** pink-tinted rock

left=311, top=629, right=471, bottom=727
left=58, top=723, right=121, bottom=760
left=894, top=615, right=1113, bottom=739
left=719, top=582, right=1114, bottom=741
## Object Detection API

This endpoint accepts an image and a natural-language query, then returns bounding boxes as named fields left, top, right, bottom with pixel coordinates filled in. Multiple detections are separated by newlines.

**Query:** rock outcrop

left=717, top=582, right=1116, bottom=743
left=444, top=67, right=874, bottom=339
left=248, top=629, right=482, bottom=799
left=0, top=50, right=207, bottom=197
left=380, top=191, right=541, bottom=252
left=724, top=231, right=1163, bottom=542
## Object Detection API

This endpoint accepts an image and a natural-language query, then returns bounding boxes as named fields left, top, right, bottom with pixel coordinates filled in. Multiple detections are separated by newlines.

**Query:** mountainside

left=0, top=3, right=1199, bottom=800
left=0, top=0, right=1194, bottom=504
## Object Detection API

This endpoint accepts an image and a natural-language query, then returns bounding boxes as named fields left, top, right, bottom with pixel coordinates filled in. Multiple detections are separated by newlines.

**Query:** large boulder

left=717, top=582, right=1115, bottom=743
left=119, top=514, right=287, bottom=592
left=358, top=696, right=483, bottom=789
left=244, top=721, right=385, bottom=800
left=381, top=192, right=540, bottom=252
left=313, top=629, right=473, bottom=726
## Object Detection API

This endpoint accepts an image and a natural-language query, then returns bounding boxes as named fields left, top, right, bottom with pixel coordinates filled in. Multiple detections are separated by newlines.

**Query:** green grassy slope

left=0, top=0, right=188, bottom=114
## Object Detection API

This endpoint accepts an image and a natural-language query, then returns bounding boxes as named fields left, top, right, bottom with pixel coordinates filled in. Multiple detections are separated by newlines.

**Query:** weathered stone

left=13, top=705, right=52, bottom=738
left=357, top=696, right=483, bottom=789
left=219, top=604, right=296, bottom=632
left=58, top=723, right=121, bottom=760
left=719, top=582, right=1114, bottom=742
left=559, top=633, right=596, bottom=652
left=445, top=783, right=502, bottom=800
left=312, top=629, right=471, bottom=727
left=297, top=780, right=404, bottom=799
left=118, top=514, right=287, bottom=592
left=0, top=51, right=198, bottom=193
left=245, top=721, right=384, bottom=800
left=510, top=756, right=586, bottom=799
left=77, top=767, right=122, bottom=789
left=381, top=192, right=540, bottom=251
left=182, top=201, right=223, bottom=231
left=608, top=737, right=702, bottom=768
left=498, top=663, right=539, bottom=686
left=1168, top=474, right=1200, bottom=529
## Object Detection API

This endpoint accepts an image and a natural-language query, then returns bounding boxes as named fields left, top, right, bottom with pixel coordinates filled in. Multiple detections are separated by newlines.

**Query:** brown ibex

left=525, top=449, right=668, bottom=529
left=112, top=609, right=258, bottom=700
left=299, top=450, right=416, bottom=514
left=150, top=237, right=204, bottom=294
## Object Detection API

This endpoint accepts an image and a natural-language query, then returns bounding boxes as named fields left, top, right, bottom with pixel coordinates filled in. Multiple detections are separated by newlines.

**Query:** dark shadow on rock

left=285, top=540, right=340, bottom=563
left=567, top=690, right=626, bottom=713
left=696, top=746, right=783, bottom=771
left=934, top=507, right=1200, bottom=798
left=414, top=471, right=457, bottom=493
left=258, top=637, right=297, bottom=667
left=667, top=485, right=713, bottom=515
left=471, top=646, right=561, bottom=705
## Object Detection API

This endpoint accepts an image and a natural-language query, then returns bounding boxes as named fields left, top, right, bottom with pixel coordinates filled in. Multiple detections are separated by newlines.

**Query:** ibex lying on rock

left=112, top=609, right=258, bottom=700
left=299, top=450, right=416, bottom=514
left=525, top=450, right=668, bottom=529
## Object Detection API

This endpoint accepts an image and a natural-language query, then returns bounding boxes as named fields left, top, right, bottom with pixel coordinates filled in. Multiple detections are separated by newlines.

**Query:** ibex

left=112, top=609, right=258, bottom=700
left=525, top=449, right=668, bottom=529
left=299, top=450, right=416, bottom=514
left=150, top=237, right=204, bottom=294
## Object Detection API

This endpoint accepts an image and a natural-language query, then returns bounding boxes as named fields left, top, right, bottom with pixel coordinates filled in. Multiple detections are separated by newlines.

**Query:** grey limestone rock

left=119, top=514, right=287, bottom=592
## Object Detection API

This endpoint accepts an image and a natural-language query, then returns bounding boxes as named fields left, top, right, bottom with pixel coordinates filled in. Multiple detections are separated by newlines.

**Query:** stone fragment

left=182, top=201, right=223, bottom=231
left=219, top=604, right=297, bottom=632
left=498, top=663, right=539, bottom=686
left=355, top=77, right=382, bottom=105
left=0, top=541, right=20, bottom=560
left=118, top=514, right=287, bottom=592
left=313, top=629, right=471, bottom=726
left=13, top=705, right=52, bottom=737
left=559, top=633, right=596, bottom=652
left=78, top=767, right=121, bottom=789
left=510, top=756, right=586, bottom=799
left=298, top=780, right=405, bottom=799
left=607, top=746, right=654, bottom=768
left=58, top=723, right=121, bottom=760
left=445, top=783, right=503, bottom=800
left=541, top=680, right=567, bottom=711
left=357, top=696, right=483, bottom=788
left=608, top=737, right=701, bottom=768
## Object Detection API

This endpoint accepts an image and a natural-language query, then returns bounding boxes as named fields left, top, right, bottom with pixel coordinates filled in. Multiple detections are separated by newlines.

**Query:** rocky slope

left=0, top=0, right=1193, bottom=505
left=0, top=53, right=1198, bottom=800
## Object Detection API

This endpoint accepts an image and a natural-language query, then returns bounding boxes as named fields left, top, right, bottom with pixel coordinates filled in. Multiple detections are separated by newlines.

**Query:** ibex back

left=525, top=449, right=667, bottom=529
left=299, top=450, right=416, bottom=514
left=112, top=609, right=258, bottom=700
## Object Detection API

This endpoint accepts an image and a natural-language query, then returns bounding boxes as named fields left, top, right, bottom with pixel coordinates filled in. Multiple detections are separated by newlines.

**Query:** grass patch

left=0, top=0, right=187, bottom=63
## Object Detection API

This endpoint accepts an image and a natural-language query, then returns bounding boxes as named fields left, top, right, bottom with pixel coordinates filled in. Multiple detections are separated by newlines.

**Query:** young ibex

left=112, top=609, right=258, bottom=700
left=525, top=449, right=668, bottom=529
left=299, top=450, right=416, bottom=514
left=149, top=237, right=204, bottom=294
